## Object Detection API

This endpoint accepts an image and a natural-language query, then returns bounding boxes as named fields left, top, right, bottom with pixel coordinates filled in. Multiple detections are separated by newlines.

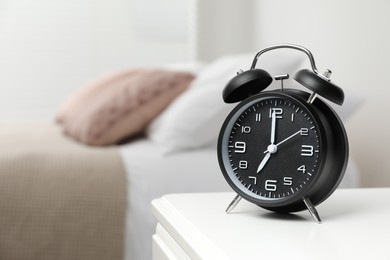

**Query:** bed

left=0, top=53, right=361, bottom=260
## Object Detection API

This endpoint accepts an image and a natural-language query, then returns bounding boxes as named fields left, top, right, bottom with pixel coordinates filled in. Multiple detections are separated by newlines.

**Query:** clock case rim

left=217, top=89, right=349, bottom=213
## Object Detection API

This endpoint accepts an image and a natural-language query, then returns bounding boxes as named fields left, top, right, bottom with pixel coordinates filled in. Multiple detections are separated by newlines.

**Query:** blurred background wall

left=0, top=0, right=189, bottom=120
left=0, top=0, right=255, bottom=120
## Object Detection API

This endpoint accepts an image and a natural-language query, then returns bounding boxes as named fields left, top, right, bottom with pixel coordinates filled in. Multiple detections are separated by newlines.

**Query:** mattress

left=0, top=123, right=127, bottom=260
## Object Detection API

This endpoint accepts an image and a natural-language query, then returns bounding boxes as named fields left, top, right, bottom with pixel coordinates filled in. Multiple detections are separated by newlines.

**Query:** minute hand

left=270, top=110, right=276, bottom=144
left=262, top=129, right=302, bottom=154
left=275, top=129, right=302, bottom=148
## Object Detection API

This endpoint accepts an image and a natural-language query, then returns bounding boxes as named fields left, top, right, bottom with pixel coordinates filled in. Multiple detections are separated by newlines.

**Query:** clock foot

left=226, top=194, right=242, bottom=214
left=303, top=197, right=322, bottom=224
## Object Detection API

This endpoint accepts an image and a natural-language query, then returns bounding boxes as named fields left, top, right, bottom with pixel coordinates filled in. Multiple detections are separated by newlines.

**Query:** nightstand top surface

left=152, top=188, right=390, bottom=260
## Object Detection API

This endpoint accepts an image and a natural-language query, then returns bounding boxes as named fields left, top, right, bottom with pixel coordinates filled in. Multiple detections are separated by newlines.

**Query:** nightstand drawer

left=152, top=223, right=190, bottom=260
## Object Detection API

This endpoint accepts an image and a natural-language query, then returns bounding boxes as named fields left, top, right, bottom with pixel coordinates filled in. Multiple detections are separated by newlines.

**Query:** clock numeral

left=300, top=128, right=309, bottom=136
left=265, top=179, right=277, bottom=191
left=234, top=141, right=246, bottom=153
left=241, top=126, right=251, bottom=134
left=239, top=160, right=248, bottom=169
left=283, top=177, right=293, bottom=186
left=269, top=108, right=283, bottom=119
left=255, top=113, right=262, bottom=122
left=297, top=165, right=306, bottom=173
left=301, top=145, right=314, bottom=157
left=248, top=176, right=257, bottom=185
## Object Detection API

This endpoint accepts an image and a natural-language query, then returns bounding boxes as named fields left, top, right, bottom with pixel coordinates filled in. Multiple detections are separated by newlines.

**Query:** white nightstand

left=152, top=188, right=390, bottom=260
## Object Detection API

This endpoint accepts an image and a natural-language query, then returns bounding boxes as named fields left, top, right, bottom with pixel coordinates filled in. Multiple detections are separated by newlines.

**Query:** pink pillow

left=56, top=69, right=195, bottom=146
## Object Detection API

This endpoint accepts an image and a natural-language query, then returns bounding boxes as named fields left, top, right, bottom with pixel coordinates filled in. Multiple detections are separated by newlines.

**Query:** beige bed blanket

left=0, top=123, right=126, bottom=260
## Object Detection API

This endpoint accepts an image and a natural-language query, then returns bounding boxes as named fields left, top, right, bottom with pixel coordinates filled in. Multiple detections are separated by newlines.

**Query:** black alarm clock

left=217, top=44, right=348, bottom=223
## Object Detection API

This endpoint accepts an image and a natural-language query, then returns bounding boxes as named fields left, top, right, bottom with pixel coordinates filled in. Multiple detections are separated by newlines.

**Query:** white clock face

left=219, top=92, right=322, bottom=205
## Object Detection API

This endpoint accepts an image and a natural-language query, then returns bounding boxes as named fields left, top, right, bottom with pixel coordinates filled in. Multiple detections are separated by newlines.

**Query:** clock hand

left=257, top=144, right=278, bottom=173
left=270, top=110, right=276, bottom=144
left=257, top=111, right=278, bottom=173
left=263, top=129, right=302, bottom=153
left=276, top=129, right=302, bottom=147
left=257, top=152, right=271, bottom=173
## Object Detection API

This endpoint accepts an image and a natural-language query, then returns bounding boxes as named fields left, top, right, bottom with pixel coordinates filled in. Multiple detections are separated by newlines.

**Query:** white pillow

left=147, top=51, right=307, bottom=151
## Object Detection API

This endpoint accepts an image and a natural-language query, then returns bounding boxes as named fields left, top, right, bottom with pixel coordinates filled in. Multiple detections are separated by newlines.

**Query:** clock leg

left=226, top=194, right=242, bottom=214
left=303, top=197, right=322, bottom=224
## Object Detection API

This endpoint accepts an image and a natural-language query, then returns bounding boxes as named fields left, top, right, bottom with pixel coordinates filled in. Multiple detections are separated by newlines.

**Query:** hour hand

left=257, top=144, right=277, bottom=173
left=257, top=152, right=271, bottom=173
